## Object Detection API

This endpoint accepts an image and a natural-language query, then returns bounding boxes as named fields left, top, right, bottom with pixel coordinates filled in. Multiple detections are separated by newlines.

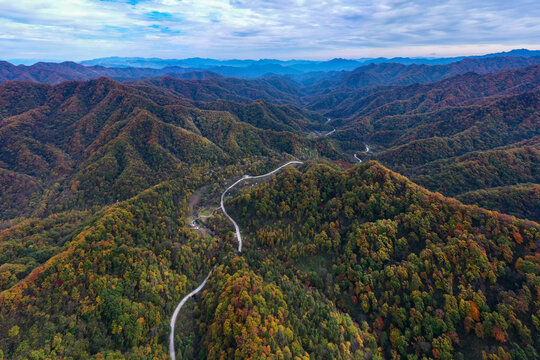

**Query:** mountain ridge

left=1, top=53, right=539, bottom=84
left=0, top=49, right=539, bottom=360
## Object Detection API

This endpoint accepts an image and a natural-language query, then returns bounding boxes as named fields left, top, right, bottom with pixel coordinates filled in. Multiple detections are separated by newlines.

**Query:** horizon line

left=5, top=47, right=539, bottom=66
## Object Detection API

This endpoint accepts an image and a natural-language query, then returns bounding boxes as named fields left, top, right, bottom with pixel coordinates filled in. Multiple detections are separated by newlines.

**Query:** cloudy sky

left=1, top=0, right=539, bottom=61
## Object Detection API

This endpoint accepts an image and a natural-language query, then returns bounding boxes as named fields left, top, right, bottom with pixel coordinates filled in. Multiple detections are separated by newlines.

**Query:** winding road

left=169, top=160, right=303, bottom=359
left=169, top=266, right=215, bottom=360
left=354, top=144, right=371, bottom=163
left=220, top=160, right=303, bottom=252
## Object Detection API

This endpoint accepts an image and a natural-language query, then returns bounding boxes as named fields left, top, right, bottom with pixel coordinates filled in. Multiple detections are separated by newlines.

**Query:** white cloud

left=0, top=0, right=538, bottom=60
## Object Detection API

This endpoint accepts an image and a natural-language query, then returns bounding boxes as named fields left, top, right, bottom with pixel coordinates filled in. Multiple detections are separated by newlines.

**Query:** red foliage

left=492, top=326, right=507, bottom=343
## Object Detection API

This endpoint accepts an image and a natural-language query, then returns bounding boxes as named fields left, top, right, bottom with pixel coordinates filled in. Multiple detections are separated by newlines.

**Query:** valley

left=0, top=52, right=538, bottom=360
left=169, top=160, right=303, bottom=359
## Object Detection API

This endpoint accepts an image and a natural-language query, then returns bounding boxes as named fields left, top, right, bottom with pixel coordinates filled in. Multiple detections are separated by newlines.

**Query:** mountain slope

left=133, top=75, right=303, bottom=104
left=227, top=162, right=539, bottom=359
left=370, top=91, right=539, bottom=168
left=313, top=65, right=540, bottom=217
left=312, top=64, right=540, bottom=121
left=0, top=177, right=226, bottom=358
left=0, top=77, right=335, bottom=221
left=0, top=61, right=226, bottom=84
left=0, top=53, right=539, bottom=360
left=307, top=56, right=540, bottom=92
left=456, top=183, right=540, bottom=221
left=402, top=145, right=540, bottom=196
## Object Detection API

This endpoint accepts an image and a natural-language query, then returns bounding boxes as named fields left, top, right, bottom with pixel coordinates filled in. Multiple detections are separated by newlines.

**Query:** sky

left=1, top=0, right=539, bottom=61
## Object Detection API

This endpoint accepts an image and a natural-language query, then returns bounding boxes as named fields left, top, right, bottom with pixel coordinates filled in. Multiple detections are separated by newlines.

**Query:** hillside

left=79, top=49, right=540, bottom=72
left=2, top=55, right=539, bottom=88
left=312, top=64, right=540, bottom=121
left=305, top=56, right=540, bottom=92
left=0, top=54, right=539, bottom=360
left=401, top=146, right=540, bottom=195
left=226, top=162, right=539, bottom=360
left=0, top=77, right=334, bottom=221
left=3, top=159, right=537, bottom=359
left=456, top=184, right=540, bottom=221
left=309, top=65, right=540, bottom=217
left=370, top=92, right=539, bottom=168
left=132, top=75, right=303, bottom=104
left=0, top=176, right=226, bottom=358
left=0, top=61, right=172, bottom=84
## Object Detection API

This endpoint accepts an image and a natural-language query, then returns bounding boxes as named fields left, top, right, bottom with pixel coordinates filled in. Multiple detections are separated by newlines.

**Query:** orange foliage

left=492, top=326, right=506, bottom=343
left=513, top=232, right=523, bottom=244
left=467, top=301, right=480, bottom=321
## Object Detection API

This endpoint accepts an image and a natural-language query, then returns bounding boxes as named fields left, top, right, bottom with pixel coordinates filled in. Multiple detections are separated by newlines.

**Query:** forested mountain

left=78, top=49, right=540, bottom=71
left=303, top=56, right=540, bottom=91
left=0, top=61, right=171, bottom=84
left=456, top=184, right=540, bottom=221
left=80, top=57, right=367, bottom=73
left=0, top=52, right=539, bottom=359
left=312, top=65, right=540, bottom=219
left=226, top=162, right=539, bottom=360
left=311, top=65, right=540, bottom=119
left=2, top=54, right=539, bottom=85
left=0, top=77, right=333, bottom=221
left=384, top=144, right=540, bottom=221
left=132, top=75, right=303, bottom=104
left=1, top=174, right=226, bottom=358
left=369, top=92, right=538, bottom=166
left=359, top=89, right=540, bottom=215
left=0, top=61, right=227, bottom=84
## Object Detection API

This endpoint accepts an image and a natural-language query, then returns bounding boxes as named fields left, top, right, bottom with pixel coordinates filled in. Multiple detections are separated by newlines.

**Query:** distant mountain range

left=301, top=56, right=540, bottom=92
left=77, top=48, right=540, bottom=73
left=1, top=51, right=539, bottom=85
left=1, top=47, right=539, bottom=359
left=0, top=61, right=223, bottom=84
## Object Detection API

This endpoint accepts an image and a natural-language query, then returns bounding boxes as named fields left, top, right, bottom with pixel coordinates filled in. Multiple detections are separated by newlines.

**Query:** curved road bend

left=220, top=160, right=303, bottom=252
left=169, top=265, right=215, bottom=360
left=170, top=161, right=303, bottom=359
left=354, top=144, right=371, bottom=163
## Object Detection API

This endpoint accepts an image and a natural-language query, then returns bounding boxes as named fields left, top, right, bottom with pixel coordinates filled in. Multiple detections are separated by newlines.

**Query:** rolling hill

left=304, top=56, right=540, bottom=92
left=0, top=77, right=334, bottom=221
left=0, top=52, right=539, bottom=360
left=224, top=162, right=539, bottom=359
left=311, top=65, right=540, bottom=218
